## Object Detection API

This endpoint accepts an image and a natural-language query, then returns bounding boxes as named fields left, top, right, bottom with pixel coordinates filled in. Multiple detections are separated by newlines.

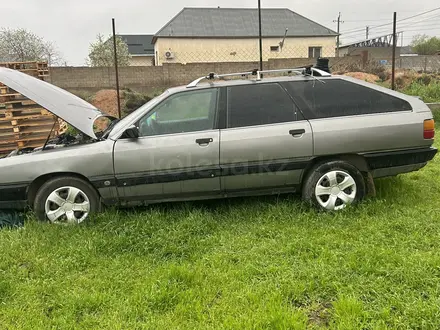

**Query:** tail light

left=424, top=119, right=435, bottom=139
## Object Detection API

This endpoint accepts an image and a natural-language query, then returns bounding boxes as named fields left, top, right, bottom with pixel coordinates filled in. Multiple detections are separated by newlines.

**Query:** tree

left=411, top=34, right=440, bottom=55
left=0, top=28, right=64, bottom=65
left=86, top=34, right=131, bottom=67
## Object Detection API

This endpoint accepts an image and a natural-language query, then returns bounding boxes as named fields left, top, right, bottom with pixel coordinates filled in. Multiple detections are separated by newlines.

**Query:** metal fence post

left=391, top=12, right=397, bottom=91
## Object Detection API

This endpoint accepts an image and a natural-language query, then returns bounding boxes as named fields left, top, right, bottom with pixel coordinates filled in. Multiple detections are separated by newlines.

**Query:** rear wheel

left=33, top=176, right=100, bottom=224
left=302, top=160, right=366, bottom=211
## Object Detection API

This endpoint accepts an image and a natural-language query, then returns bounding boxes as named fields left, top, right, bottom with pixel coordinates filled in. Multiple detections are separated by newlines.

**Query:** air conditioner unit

left=165, top=51, right=175, bottom=59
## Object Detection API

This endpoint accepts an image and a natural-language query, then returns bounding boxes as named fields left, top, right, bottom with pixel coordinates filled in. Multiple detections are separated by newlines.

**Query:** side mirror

left=124, top=125, right=139, bottom=139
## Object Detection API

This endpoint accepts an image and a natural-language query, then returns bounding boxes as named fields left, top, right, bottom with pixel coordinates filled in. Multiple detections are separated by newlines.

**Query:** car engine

left=2, top=132, right=94, bottom=158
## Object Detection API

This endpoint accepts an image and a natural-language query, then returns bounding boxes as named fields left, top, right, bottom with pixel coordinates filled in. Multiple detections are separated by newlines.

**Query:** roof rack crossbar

left=186, top=67, right=330, bottom=88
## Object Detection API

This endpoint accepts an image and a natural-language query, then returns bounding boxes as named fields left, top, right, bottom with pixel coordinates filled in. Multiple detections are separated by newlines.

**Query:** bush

left=363, top=61, right=390, bottom=81
left=122, top=88, right=152, bottom=115
left=332, top=60, right=389, bottom=81
left=402, top=80, right=440, bottom=103
left=72, top=90, right=94, bottom=103
left=417, top=74, right=432, bottom=86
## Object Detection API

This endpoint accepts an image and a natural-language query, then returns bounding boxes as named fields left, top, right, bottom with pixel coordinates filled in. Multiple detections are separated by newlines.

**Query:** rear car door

left=220, top=82, right=313, bottom=193
left=113, top=88, right=221, bottom=203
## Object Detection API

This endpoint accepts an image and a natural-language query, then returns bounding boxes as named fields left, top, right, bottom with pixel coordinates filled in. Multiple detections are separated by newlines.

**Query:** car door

left=113, top=88, right=221, bottom=203
left=220, top=82, right=313, bottom=193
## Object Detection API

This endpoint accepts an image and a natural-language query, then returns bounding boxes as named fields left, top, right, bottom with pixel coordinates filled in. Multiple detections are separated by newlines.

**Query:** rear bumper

left=364, top=147, right=437, bottom=170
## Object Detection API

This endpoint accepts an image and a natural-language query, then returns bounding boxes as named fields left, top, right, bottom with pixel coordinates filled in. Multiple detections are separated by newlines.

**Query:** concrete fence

left=48, top=57, right=362, bottom=94
left=380, top=56, right=440, bottom=73
left=427, top=103, right=440, bottom=113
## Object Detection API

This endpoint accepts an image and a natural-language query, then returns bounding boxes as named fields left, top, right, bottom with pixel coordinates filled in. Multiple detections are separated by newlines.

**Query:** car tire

left=302, top=160, right=366, bottom=211
left=33, top=176, right=100, bottom=224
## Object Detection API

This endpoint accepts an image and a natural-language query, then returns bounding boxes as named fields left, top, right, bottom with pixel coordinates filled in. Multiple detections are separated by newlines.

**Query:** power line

left=400, top=27, right=440, bottom=33
left=340, top=7, right=440, bottom=36
left=394, top=13, right=440, bottom=29
left=343, top=22, right=440, bottom=40
left=370, top=6, right=440, bottom=29
left=343, top=19, right=391, bottom=22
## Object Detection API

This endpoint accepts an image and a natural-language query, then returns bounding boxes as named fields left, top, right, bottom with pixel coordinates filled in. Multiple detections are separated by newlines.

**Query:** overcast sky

left=1, top=0, right=439, bottom=65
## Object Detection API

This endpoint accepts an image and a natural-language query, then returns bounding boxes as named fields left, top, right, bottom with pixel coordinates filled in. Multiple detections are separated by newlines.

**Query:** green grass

left=1, top=131, right=440, bottom=329
left=402, top=80, right=440, bottom=103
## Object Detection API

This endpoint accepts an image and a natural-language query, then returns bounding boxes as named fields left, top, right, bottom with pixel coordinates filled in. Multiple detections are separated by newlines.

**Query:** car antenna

left=42, top=116, right=58, bottom=151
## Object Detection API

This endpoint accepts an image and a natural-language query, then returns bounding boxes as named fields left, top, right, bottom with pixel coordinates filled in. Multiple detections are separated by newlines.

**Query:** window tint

left=282, top=79, right=412, bottom=119
left=138, top=89, right=218, bottom=136
left=227, top=83, right=296, bottom=128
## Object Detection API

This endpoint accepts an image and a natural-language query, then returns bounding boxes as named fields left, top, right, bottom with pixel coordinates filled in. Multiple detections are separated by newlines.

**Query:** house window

left=270, top=45, right=280, bottom=52
left=308, top=47, right=322, bottom=58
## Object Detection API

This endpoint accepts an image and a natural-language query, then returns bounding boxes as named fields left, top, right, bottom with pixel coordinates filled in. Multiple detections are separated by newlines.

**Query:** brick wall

left=48, top=57, right=362, bottom=94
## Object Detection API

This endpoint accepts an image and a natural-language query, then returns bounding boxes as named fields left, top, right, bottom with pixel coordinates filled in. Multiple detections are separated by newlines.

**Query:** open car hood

left=0, top=67, right=107, bottom=139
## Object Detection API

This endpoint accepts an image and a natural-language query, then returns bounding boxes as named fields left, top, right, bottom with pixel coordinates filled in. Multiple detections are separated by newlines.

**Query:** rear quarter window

left=282, top=79, right=412, bottom=119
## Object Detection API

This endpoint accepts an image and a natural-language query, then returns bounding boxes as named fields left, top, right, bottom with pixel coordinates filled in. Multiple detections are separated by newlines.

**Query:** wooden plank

left=0, top=128, right=53, bottom=137
left=0, top=123, right=55, bottom=135
left=3, top=99, right=36, bottom=106
left=1, top=106, right=49, bottom=113
left=0, top=133, right=53, bottom=145
left=9, top=118, right=56, bottom=128
left=1, top=93, right=24, bottom=98
left=0, top=113, right=53, bottom=122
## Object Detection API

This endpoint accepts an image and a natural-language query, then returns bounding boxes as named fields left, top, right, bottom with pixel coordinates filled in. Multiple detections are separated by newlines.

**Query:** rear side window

left=227, top=83, right=297, bottom=128
left=282, top=79, right=412, bottom=119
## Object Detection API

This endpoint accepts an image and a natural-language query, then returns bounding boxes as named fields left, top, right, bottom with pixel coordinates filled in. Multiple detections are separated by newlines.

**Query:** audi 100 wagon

left=0, top=64, right=436, bottom=224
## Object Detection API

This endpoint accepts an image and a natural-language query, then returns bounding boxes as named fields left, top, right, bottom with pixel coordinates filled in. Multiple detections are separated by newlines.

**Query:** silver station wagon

left=0, top=64, right=437, bottom=224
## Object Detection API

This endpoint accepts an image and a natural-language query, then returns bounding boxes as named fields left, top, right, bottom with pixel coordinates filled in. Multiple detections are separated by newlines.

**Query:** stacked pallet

left=0, top=61, right=59, bottom=157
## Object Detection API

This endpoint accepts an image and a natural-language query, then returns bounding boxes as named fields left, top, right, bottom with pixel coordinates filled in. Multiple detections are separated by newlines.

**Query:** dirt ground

left=90, top=89, right=124, bottom=132
left=342, top=72, right=380, bottom=83
left=91, top=89, right=124, bottom=118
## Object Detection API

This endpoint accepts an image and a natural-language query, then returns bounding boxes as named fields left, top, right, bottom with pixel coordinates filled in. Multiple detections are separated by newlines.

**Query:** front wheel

left=33, top=176, right=100, bottom=224
left=302, top=160, right=366, bottom=211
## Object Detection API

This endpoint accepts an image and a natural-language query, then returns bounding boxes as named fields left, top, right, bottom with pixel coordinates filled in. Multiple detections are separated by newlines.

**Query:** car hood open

left=0, top=67, right=108, bottom=139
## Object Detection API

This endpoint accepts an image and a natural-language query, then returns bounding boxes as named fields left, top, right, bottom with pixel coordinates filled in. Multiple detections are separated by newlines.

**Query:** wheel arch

left=300, top=154, right=370, bottom=190
left=27, top=172, right=99, bottom=207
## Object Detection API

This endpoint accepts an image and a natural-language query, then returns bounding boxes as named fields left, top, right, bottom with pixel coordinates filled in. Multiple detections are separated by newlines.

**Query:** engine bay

left=3, top=132, right=96, bottom=158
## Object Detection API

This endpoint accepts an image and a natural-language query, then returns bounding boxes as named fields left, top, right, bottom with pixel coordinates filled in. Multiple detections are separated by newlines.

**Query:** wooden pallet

left=0, top=61, right=57, bottom=156
left=0, top=61, right=49, bottom=80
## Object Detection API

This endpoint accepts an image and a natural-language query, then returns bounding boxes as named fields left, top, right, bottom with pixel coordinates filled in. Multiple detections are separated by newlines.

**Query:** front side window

left=227, top=83, right=297, bottom=129
left=137, top=89, right=218, bottom=136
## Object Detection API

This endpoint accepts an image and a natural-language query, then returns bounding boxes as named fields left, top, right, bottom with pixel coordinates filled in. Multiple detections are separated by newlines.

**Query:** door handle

left=289, top=129, right=306, bottom=136
left=196, top=138, right=213, bottom=145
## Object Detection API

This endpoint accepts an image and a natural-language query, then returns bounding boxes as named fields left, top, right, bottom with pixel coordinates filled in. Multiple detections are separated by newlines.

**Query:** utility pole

left=366, top=26, right=369, bottom=40
left=391, top=12, right=397, bottom=91
left=333, top=12, right=344, bottom=57
left=258, top=0, right=263, bottom=71
left=112, top=18, right=122, bottom=119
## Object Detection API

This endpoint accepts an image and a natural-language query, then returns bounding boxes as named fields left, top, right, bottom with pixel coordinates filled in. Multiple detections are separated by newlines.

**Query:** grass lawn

left=1, top=119, right=440, bottom=329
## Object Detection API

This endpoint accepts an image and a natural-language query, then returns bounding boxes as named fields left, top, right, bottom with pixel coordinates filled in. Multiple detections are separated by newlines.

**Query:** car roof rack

left=186, top=66, right=331, bottom=88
